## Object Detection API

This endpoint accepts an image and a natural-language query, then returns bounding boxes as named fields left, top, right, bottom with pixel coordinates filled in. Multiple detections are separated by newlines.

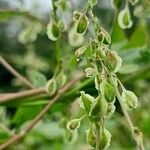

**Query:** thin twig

left=0, top=123, right=14, bottom=136
left=0, top=56, right=34, bottom=88
left=0, top=88, right=45, bottom=103
left=0, top=74, right=84, bottom=149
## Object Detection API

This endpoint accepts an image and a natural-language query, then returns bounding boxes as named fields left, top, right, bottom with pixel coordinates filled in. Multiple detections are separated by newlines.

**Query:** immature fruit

left=99, top=128, right=111, bottom=150
left=55, top=0, right=68, bottom=11
left=68, top=26, right=84, bottom=47
left=89, top=95, right=108, bottom=118
left=111, top=0, right=122, bottom=10
left=73, top=11, right=82, bottom=21
left=64, top=130, right=78, bottom=144
left=45, top=78, right=57, bottom=95
left=76, top=14, right=89, bottom=35
left=80, top=91, right=94, bottom=113
left=66, top=118, right=81, bottom=132
left=129, top=0, right=139, bottom=6
left=106, top=103, right=116, bottom=117
left=86, top=127, right=96, bottom=148
left=85, top=67, right=96, bottom=77
left=96, top=27, right=111, bottom=45
left=56, top=71, right=67, bottom=87
left=47, top=20, right=60, bottom=41
left=100, top=79, right=116, bottom=103
left=122, top=89, right=138, bottom=110
left=101, top=27, right=111, bottom=45
left=105, top=50, right=122, bottom=73
left=86, top=127, right=111, bottom=150
left=118, top=4, right=133, bottom=29
left=75, top=46, right=87, bottom=60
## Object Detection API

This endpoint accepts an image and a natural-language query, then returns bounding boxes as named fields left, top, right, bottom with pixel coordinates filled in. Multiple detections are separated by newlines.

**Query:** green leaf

left=119, top=63, right=140, bottom=74
left=0, top=131, right=9, bottom=143
left=12, top=106, right=42, bottom=127
left=122, top=26, right=147, bottom=50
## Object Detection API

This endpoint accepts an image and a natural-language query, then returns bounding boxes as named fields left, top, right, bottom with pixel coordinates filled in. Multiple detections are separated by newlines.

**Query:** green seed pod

left=68, top=26, right=84, bottom=47
left=73, top=11, right=82, bottom=21
left=47, top=20, right=60, bottom=41
left=122, top=89, right=138, bottom=110
left=58, top=20, right=66, bottom=32
left=88, top=0, right=98, bottom=8
left=111, top=0, right=122, bottom=10
left=106, top=103, right=116, bottom=117
left=56, top=71, right=67, bottom=87
left=55, top=0, right=68, bottom=11
left=75, top=46, right=87, bottom=61
left=105, top=50, right=122, bottom=73
left=66, top=118, right=81, bottom=132
left=94, top=75, right=101, bottom=91
left=63, top=130, right=78, bottom=144
left=129, top=0, right=139, bottom=6
left=118, top=4, right=133, bottom=29
left=45, top=78, right=57, bottom=95
left=76, top=14, right=89, bottom=35
left=107, top=75, right=118, bottom=87
left=85, top=67, right=96, bottom=77
left=18, top=23, right=41, bottom=44
left=100, top=79, right=116, bottom=103
left=97, top=31, right=104, bottom=43
left=89, top=95, right=108, bottom=118
left=86, top=127, right=96, bottom=149
left=99, top=128, right=111, bottom=150
left=80, top=91, right=94, bottom=113
left=90, top=38, right=99, bottom=51
left=101, top=27, right=111, bottom=45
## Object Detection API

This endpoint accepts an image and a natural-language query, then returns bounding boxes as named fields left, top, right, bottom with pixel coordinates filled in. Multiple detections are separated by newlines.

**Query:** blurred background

left=0, top=0, right=150, bottom=149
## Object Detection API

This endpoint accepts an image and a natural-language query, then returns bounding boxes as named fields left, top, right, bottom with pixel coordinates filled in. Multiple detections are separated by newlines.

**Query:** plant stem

left=51, top=0, right=57, bottom=21
left=95, top=122, right=100, bottom=150
left=0, top=56, right=33, bottom=88
left=0, top=88, right=45, bottom=103
left=115, top=83, right=134, bottom=133
left=112, top=77, right=145, bottom=150
left=0, top=74, right=84, bottom=149
left=0, top=123, right=14, bottom=136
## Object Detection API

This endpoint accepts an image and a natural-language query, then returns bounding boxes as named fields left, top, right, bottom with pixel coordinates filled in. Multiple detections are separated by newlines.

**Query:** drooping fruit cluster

left=66, top=0, right=139, bottom=149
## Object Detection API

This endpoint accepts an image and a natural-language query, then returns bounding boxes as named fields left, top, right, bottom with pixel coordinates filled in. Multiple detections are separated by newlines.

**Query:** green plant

left=0, top=0, right=149, bottom=149
left=65, top=0, right=144, bottom=149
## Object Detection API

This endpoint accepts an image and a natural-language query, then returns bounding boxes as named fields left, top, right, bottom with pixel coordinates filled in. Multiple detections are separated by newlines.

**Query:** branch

left=0, top=88, right=45, bottom=103
left=0, top=74, right=84, bottom=149
left=0, top=56, right=34, bottom=88
left=0, top=123, right=14, bottom=136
